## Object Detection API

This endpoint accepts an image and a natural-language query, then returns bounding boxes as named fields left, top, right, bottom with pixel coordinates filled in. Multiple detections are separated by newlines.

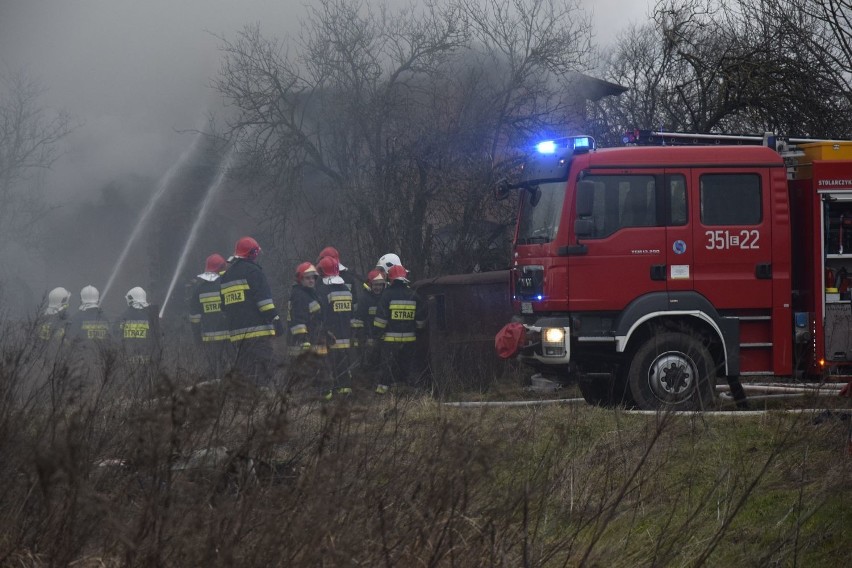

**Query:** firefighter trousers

left=328, top=348, right=352, bottom=390
left=380, top=342, right=423, bottom=387
left=231, top=337, right=275, bottom=387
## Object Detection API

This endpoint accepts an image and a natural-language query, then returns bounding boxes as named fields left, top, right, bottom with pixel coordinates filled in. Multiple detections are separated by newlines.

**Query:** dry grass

left=0, top=320, right=850, bottom=567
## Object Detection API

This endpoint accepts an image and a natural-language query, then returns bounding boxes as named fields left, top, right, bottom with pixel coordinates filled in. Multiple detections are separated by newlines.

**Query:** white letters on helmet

left=376, top=253, right=402, bottom=272
left=126, top=287, right=149, bottom=309
left=46, top=287, right=71, bottom=315
left=80, top=285, right=100, bottom=310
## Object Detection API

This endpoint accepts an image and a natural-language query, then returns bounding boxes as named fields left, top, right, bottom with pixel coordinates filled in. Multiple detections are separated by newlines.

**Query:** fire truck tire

left=627, top=332, right=717, bottom=411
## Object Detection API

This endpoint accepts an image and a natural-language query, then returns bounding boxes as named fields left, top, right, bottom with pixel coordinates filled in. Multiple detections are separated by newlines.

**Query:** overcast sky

left=0, top=0, right=653, bottom=201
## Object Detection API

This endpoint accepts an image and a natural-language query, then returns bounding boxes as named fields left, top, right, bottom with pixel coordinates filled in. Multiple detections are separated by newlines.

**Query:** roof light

left=572, top=137, right=591, bottom=149
left=534, top=135, right=596, bottom=155
left=536, top=140, right=557, bottom=154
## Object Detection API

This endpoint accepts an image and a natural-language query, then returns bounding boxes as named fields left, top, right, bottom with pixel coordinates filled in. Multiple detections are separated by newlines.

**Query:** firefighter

left=40, top=286, right=71, bottom=341
left=188, top=253, right=231, bottom=379
left=316, top=255, right=354, bottom=397
left=118, top=287, right=159, bottom=367
left=351, top=269, right=387, bottom=392
left=219, top=236, right=284, bottom=386
left=373, top=264, right=428, bottom=389
left=375, top=253, right=402, bottom=276
left=69, top=285, right=110, bottom=342
left=317, top=246, right=362, bottom=307
left=287, top=262, right=324, bottom=356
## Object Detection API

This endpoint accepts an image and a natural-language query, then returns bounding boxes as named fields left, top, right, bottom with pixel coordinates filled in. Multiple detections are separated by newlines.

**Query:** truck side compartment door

left=690, top=168, right=774, bottom=373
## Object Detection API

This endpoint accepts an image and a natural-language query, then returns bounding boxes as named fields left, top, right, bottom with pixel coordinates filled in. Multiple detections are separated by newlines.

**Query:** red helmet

left=367, top=269, right=386, bottom=284
left=317, top=246, right=340, bottom=263
left=295, top=262, right=319, bottom=282
left=317, top=256, right=339, bottom=277
left=387, top=264, right=409, bottom=283
left=205, top=253, right=227, bottom=273
left=234, top=236, right=261, bottom=260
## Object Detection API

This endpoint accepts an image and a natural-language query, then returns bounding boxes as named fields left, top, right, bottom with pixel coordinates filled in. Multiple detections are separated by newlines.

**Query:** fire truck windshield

left=517, top=181, right=565, bottom=244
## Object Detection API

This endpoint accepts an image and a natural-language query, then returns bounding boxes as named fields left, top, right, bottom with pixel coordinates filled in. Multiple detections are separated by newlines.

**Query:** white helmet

left=80, top=285, right=100, bottom=309
left=46, top=287, right=71, bottom=315
left=376, top=253, right=402, bottom=273
left=126, top=286, right=149, bottom=308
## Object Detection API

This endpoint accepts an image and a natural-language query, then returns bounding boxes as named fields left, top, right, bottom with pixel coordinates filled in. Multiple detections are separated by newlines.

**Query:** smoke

left=0, top=0, right=312, bottom=202
left=0, top=0, right=309, bottom=317
left=0, top=0, right=651, bottom=318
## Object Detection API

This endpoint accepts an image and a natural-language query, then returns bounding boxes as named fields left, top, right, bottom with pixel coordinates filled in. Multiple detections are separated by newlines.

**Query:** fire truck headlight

left=543, top=327, right=565, bottom=345
left=542, top=327, right=566, bottom=356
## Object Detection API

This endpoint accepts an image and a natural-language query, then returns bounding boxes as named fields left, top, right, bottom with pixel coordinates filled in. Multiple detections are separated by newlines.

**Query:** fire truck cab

left=502, top=133, right=852, bottom=409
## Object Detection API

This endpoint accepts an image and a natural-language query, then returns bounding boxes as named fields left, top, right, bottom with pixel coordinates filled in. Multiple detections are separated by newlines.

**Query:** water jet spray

left=101, top=131, right=205, bottom=303
left=159, top=146, right=236, bottom=319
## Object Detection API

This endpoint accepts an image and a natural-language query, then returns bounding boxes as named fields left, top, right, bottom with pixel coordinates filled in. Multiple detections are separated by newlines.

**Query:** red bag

left=495, top=322, right=526, bottom=359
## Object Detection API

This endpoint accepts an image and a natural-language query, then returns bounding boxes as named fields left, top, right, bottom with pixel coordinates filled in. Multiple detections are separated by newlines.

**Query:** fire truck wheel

left=627, top=332, right=717, bottom=411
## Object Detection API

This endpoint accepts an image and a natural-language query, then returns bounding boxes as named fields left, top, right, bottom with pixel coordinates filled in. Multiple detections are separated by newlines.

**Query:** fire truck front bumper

left=518, top=319, right=571, bottom=365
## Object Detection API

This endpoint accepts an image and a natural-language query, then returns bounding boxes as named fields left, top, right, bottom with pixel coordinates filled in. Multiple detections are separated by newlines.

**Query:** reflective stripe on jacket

left=352, top=291, right=381, bottom=342
left=287, top=284, right=323, bottom=354
left=189, top=277, right=230, bottom=342
left=119, top=305, right=157, bottom=358
left=69, top=308, right=111, bottom=341
left=220, top=259, right=279, bottom=342
left=316, top=280, right=353, bottom=348
left=374, top=281, right=427, bottom=342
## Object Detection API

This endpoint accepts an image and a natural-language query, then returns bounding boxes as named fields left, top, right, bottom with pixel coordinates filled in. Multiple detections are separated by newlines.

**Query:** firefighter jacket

left=373, top=281, right=427, bottom=342
left=316, top=278, right=353, bottom=349
left=351, top=288, right=382, bottom=345
left=69, top=307, right=111, bottom=342
left=188, top=275, right=230, bottom=343
left=40, top=310, right=69, bottom=341
left=287, top=284, right=324, bottom=355
left=220, top=258, right=280, bottom=341
left=119, top=305, right=157, bottom=361
left=340, top=268, right=362, bottom=310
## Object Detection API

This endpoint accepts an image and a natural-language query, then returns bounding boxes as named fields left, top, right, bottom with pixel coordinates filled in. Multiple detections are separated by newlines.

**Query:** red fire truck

left=497, top=131, right=852, bottom=409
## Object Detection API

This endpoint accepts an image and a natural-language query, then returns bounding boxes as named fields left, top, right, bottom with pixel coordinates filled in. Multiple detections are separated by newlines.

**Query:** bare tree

left=593, top=0, right=852, bottom=141
left=213, top=0, right=469, bottom=274
left=430, top=0, right=592, bottom=273
left=757, top=0, right=852, bottom=108
left=796, top=0, right=851, bottom=97
left=213, top=0, right=593, bottom=275
left=652, top=0, right=789, bottom=132
left=589, top=23, right=672, bottom=146
left=0, top=69, right=73, bottom=244
left=722, top=0, right=852, bottom=136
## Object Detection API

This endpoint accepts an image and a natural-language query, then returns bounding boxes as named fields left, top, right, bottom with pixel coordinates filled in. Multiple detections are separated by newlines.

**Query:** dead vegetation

left=0, top=320, right=849, bottom=567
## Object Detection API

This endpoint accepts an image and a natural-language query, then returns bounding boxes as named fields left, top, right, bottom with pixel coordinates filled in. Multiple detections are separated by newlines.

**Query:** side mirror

left=494, top=179, right=512, bottom=201
left=574, top=219, right=595, bottom=237
left=576, top=180, right=595, bottom=217
left=529, top=186, right=542, bottom=207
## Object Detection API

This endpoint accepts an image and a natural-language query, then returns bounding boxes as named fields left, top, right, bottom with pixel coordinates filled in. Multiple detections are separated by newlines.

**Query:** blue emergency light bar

left=536, top=140, right=557, bottom=154
left=535, top=135, right=595, bottom=154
